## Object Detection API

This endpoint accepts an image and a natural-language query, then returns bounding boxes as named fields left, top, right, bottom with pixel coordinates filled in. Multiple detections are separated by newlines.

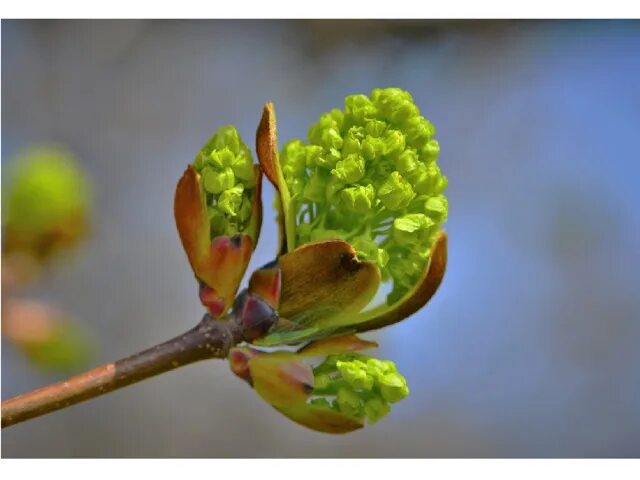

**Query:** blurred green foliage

left=3, top=146, right=91, bottom=261
left=19, top=319, right=94, bottom=373
left=3, top=146, right=95, bottom=373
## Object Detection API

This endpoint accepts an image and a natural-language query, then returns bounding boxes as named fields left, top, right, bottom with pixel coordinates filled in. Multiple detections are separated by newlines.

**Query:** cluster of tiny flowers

left=192, top=126, right=257, bottom=238
left=310, top=353, right=409, bottom=425
left=280, top=88, right=448, bottom=304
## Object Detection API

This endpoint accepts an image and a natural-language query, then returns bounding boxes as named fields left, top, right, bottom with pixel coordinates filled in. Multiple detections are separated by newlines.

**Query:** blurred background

left=2, top=19, right=639, bottom=457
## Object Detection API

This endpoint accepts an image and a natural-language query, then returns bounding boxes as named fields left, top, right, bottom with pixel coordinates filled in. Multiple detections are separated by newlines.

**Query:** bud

left=302, top=171, right=328, bottom=203
left=175, top=126, right=262, bottom=317
left=255, top=92, right=449, bottom=346
left=378, top=171, right=416, bottom=210
left=331, top=154, right=365, bottom=183
left=258, top=88, right=447, bottom=303
left=339, top=184, right=375, bottom=214
left=231, top=289, right=278, bottom=342
left=392, top=213, right=436, bottom=246
left=229, top=335, right=409, bottom=433
left=202, top=166, right=234, bottom=195
left=344, top=94, right=377, bottom=125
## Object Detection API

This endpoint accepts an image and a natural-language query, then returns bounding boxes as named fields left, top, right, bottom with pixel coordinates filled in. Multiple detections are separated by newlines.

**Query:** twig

left=1, top=314, right=243, bottom=428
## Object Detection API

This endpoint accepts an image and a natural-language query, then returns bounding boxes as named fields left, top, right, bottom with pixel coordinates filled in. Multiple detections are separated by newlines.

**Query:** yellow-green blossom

left=229, top=336, right=410, bottom=432
left=192, top=125, right=257, bottom=239
left=279, top=88, right=448, bottom=303
left=311, top=352, right=409, bottom=424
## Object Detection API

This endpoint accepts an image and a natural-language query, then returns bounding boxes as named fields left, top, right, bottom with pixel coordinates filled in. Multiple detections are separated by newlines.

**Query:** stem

left=1, top=314, right=243, bottom=428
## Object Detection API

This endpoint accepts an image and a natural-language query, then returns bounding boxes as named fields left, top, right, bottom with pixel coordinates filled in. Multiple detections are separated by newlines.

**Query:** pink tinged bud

left=175, top=166, right=257, bottom=317
left=229, top=335, right=378, bottom=434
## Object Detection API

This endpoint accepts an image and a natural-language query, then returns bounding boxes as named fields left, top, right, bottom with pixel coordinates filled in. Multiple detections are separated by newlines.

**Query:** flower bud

left=421, top=139, right=441, bottom=163
left=344, top=94, right=377, bottom=125
left=378, top=171, right=415, bottom=210
left=379, top=371, right=410, bottom=403
left=339, top=184, right=375, bottom=214
left=256, top=92, right=448, bottom=344
left=207, top=147, right=235, bottom=170
left=202, top=166, right=234, bottom=194
left=342, top=127, right=364, bottom=155
left=217, top=184, right=244, bottom=217
left=175, top=126, right=262, bottom=317
left=231, top=289, right=279, bottom=342
left=364, top=397, right=391, bottom=425
left=364, top=119, right=387, bottom=138
left=395, top=148, right=420, bottom=176
left=382, top=129, right=406, bottom=158
left=404, top=116, right=436, bottom=148
left=392, top=213, right=436, bottom=246
left=371, top=88, right=418, bottom=124
left=229, top=335, right=409, bottom=433
left=424, top=194, right=449, bottom=224
left=303, top=171, right=328, bottom=203
left=211, top=125, right=242, bottom=154
left=331, top=154, right=365, bottom=183
left=361, top=136, right=386, bottom=161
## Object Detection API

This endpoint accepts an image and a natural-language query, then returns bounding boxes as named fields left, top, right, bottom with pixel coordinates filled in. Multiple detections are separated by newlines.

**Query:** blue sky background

left=2, top=20, right=639, bottom=457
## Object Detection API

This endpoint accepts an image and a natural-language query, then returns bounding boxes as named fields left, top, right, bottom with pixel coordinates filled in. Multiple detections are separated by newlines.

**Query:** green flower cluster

left=192, top=126, right=257, bottom=238
left=309, top=353, right=409, bottom=425
left=280, top=88, right=448, bottom=304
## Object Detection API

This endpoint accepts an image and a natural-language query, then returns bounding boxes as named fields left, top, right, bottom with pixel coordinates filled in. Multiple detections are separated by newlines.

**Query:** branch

left=1, top=314, right=243, bottom=428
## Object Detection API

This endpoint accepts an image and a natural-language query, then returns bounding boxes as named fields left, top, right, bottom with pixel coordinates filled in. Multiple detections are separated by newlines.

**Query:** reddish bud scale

left=247, top=260, right=282, bottom=310
left=198, top=284, right=226, bottom=318
left=231, top=290, right=279, bottom=342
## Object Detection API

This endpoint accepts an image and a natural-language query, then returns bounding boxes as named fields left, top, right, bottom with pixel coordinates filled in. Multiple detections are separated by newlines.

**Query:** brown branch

left=1, top=314, right=243, bottom=428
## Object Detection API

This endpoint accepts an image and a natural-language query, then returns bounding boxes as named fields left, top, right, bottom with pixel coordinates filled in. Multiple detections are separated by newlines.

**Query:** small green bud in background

left=3, top=146, right=91, bottom=262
